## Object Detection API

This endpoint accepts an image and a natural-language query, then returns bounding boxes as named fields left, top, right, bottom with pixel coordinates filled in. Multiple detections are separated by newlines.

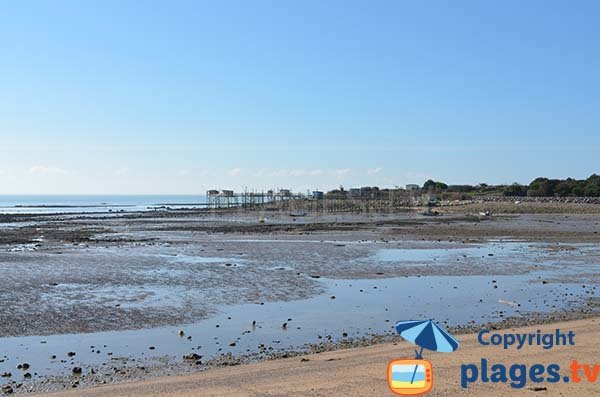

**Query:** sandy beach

left=36, top=317, right=600, bottom=396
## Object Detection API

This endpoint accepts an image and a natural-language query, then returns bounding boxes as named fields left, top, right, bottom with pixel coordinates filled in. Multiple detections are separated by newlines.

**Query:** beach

left=36, top=317, right=600, bottom=396
left=1, top=201, right=600, bottom=394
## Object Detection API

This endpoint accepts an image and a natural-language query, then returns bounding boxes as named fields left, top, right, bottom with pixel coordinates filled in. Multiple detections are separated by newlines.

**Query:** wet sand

left=37, top=317, right=600, bottom=396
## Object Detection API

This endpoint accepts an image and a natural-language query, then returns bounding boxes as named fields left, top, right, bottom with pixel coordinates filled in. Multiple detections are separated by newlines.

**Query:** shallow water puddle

left=0, top=270, right=596, bottom=384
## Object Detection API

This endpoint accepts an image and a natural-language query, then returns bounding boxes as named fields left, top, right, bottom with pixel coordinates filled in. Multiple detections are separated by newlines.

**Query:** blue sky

left=1, top=0, right=598, bottom=194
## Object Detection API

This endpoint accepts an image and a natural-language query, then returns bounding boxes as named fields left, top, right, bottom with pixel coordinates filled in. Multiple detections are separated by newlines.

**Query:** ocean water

left=0, top=195, right=209, bottom=214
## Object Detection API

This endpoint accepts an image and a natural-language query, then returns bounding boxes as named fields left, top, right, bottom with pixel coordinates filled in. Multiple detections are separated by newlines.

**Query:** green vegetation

left=523, top=175, right=600, bottom=197
left=423, top=179, right=448, bottom=190
left=503, top=183, right=528, bottom=197
left=421, top=175, right=600, bottom=197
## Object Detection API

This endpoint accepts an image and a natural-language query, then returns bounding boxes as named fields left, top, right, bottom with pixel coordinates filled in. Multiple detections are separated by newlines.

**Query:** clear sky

left=1, top=0, right=598, bottom=194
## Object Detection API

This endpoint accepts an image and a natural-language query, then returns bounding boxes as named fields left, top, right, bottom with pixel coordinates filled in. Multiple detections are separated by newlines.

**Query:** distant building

left=278, top=189, right=291, bottom=197
left=207, top=189, right=219, bottom=196
left=349, top=188, right=361, bottom=197
left=406, top=184, right=420, bottom=191
left=220, top=190, right=234, bottom=197
left=312, top=191, right=324, bottom=199
left=361, top=186, right=378, bottom=198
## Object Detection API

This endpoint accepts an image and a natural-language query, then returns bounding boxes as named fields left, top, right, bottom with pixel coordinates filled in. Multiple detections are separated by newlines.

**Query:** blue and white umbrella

left=395, top=320, right=459, bottom=384
left=395, top=319, right=459, bottom=357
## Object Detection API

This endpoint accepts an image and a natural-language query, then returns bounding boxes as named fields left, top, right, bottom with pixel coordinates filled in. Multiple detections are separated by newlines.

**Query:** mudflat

left=1, top=204, right=600, bottom=394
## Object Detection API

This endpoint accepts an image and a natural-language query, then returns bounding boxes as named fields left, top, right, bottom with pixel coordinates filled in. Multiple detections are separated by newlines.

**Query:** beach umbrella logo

left=387, top=320, right=459, bottom=396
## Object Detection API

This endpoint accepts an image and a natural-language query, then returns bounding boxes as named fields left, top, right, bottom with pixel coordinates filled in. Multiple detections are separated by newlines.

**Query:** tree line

left=421, top=174, right=600, bottom=197
left=504, top=175, right=600, bottom=197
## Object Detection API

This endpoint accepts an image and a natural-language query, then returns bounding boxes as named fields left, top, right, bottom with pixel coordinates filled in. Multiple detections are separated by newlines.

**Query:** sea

left=0, top=195, right=209, bottom=214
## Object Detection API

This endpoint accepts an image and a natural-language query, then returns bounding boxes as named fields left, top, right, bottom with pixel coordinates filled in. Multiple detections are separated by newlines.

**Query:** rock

left=183, top=353, right=201, bottom=361
left=72, top=367, right=82, bottom=374
left=178, top=330, right=185, bottom=337
left=1, top=385, right=13, bottom=394
left=23, top=372, right=31, bottom=378
left=1, top=372, right=11, bottom=378
left=67, top=352, right=76, bottom=357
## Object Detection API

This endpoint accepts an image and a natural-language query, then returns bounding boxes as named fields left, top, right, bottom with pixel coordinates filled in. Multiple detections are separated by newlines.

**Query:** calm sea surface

left=0, top=195, right=208, bottom=214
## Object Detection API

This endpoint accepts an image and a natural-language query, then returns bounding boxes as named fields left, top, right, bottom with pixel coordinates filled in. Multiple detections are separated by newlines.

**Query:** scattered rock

left=529, top=386, right=547, bottom=392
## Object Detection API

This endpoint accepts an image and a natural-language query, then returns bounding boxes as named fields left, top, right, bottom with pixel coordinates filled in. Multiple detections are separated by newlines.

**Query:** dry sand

left=39, top=317, right=600, bottom=396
